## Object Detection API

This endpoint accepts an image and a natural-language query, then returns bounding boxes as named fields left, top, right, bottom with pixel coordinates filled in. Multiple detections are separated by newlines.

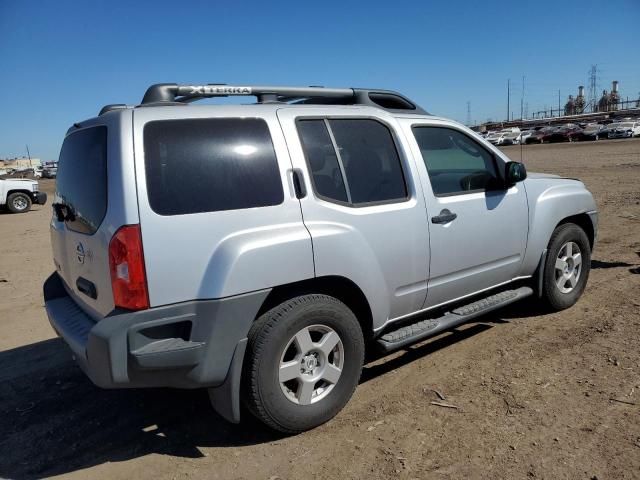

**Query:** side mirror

left=504, top=161, right=527, bottom=187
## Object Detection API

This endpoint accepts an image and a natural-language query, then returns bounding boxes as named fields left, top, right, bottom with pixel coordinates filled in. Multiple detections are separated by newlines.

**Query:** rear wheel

left=541, top=223, right=591, bottom=310
left=243, top=294, right=364, bottom=433
left=7, top=192, right=32, bottom=213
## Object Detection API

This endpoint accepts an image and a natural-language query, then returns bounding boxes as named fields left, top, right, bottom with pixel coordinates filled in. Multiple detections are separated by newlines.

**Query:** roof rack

left=99, top=83, right=428, bottom=116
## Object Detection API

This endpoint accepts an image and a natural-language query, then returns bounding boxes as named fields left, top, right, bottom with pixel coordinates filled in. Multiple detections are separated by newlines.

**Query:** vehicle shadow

left=0, top=311, right=517, bottom=479
left=361, top=322, right=494, bottom=382
left=591, top=259, right=636, bottom=269
left=0, top=338, right=281, bottom=480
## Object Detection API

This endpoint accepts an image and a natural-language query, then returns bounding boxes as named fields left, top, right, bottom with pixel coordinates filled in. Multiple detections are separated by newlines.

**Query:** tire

left=6, top=192, right=32, bottom=213
left=541, top=223, right=591, bottom=311
left=243, top=294, right=365, bottom=433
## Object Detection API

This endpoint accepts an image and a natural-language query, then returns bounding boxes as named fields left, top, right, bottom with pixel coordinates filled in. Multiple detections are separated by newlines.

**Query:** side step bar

left=376, top=286, right=534, bottom=353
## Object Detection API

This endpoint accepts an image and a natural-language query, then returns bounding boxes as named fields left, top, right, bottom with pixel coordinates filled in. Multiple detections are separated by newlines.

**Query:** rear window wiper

left=52, top=202, right=76, bottom=222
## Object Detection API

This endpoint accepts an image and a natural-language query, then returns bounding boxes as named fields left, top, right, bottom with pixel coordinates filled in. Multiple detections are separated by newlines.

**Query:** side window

left=412, top=126, right=500, bottom=196
left=144, top=118, right=284, bottom=215
left=297, top=118, right=408, bottom=205
left=296, top=120, right=348, bottom=203
left=330, top=119, right=407, bottom=204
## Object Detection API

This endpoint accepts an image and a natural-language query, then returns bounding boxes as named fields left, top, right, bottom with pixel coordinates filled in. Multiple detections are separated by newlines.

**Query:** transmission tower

left=466, top=101, right=471, bottom=125
left=587, top=65, right=598, bottom=112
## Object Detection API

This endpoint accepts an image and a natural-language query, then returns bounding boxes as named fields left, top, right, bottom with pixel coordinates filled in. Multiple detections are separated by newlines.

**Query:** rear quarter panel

left=132, top=106, right=314, bottom=306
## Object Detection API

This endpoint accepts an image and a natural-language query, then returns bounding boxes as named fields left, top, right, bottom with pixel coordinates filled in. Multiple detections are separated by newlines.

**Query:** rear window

left=56, top=126, right=108, bottom=234
left=144, top=118, right=284, bottom=215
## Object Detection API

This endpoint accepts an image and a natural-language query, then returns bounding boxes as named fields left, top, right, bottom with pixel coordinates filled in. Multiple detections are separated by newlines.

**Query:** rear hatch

left=50, top=124, right=115, bottom=320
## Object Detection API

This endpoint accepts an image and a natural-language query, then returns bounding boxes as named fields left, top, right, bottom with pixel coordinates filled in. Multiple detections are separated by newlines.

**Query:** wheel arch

left=7, top=189, right=33, bottom=198
left=256, top=276, right=374, bottom=340
left=556, top=213, right=595, bottom=250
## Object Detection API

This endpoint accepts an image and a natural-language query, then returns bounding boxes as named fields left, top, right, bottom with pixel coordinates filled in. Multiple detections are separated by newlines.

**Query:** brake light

left=108, top=224, right=149, bottom=310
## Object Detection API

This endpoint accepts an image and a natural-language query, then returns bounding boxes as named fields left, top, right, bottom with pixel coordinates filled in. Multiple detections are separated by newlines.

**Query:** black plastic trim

left=43, top=272, right=270, bottom=392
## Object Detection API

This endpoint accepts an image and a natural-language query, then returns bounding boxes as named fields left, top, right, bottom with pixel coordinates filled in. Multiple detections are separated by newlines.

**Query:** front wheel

left=243, top=294, right=365, bottom=433
left=541, top=223, right=591, bottom=310
left=7, top=192, right=32, bottom=213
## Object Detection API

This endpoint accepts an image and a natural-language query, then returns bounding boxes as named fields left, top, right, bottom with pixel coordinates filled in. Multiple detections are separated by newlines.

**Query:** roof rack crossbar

left=136, top=83, right=429, bottom=115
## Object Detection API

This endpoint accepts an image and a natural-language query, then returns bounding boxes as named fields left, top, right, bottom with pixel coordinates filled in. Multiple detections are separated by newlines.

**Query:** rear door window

left=296, top=118, right=408, bottom=205
left=55, top=126, right=108, bottom=234
left=144, top=118, right=284, bottom=215
left=296, top=120, right=348, bottom=203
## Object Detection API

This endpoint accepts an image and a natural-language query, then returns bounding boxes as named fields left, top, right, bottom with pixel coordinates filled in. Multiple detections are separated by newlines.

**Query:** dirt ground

left=1, top=139, right=639, bottom=480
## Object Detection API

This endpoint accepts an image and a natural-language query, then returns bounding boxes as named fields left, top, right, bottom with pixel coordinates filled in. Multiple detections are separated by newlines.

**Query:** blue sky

left=1, top=0, right=639, bottom=161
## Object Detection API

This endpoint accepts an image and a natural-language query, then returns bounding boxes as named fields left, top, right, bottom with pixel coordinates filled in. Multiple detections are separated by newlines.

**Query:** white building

left=0, top=157, right=42, bottom=170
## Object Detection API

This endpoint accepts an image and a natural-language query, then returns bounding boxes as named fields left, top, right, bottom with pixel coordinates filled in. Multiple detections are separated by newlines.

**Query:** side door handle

left=291, top=169, right=307, bottom=199
left=431, top=209, right=457, bottom=224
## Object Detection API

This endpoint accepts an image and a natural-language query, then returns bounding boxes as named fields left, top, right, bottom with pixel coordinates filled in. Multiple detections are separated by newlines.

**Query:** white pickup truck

left=0, top=178, right=47, bottom=213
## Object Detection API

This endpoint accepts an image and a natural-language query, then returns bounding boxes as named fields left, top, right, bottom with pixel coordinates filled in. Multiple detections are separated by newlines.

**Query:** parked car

left=44, top=83, right=597, bottom=434
left=608, top=121, right=640, bottom=139
left=486, top=131, right=505, bottom=145
left=541, top=125, right=582, bottom=143
left=501, top=131, right=521, bottom=145
left=42, top=166, right=58, bottom=178
left=569, top=124, right=606, bottom=141
left=526, top=126, right=556, bottom=144
left=600, top=122, right=620, bottom=138
left=0, top=178, right=47, bottom=213
left=519, top=130, right=536, bottom=144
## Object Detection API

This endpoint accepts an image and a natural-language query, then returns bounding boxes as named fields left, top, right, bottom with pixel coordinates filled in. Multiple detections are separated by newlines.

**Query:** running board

left=376, top=286, right=534, bottom=353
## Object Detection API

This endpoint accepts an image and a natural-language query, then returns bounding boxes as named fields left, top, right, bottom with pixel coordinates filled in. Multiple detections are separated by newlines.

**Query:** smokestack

left=612, top=81, right=619, bottom=93
left=578, top=85, right=585, bottom=97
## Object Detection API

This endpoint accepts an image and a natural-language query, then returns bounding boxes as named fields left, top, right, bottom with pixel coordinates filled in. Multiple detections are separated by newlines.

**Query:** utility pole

left=588, top=65, right=598, bottom=113
left=520, top=76, right=525, bottom=120
left=558, top=89, right=561, bottom=117
left=26, top=144, right=32, bottom=167
left=466, top=101, right=471, bottom=126
left=507, top=79, right=510, bottom=121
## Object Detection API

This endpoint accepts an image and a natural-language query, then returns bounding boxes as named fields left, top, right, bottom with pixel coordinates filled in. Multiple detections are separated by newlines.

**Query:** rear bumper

left=43, top=272, right=269, bottom=391
left=32, top=191, right=47, bottom=205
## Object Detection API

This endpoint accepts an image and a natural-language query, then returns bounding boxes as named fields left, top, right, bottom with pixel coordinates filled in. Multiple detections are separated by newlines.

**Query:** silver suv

left=44, top=83, right=597, bottom=433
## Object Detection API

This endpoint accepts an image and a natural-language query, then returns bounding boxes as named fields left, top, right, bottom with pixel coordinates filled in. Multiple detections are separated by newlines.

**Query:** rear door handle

left=431, top=209, right=457, bottom=224
left=291, top=169, right=306, bottom=199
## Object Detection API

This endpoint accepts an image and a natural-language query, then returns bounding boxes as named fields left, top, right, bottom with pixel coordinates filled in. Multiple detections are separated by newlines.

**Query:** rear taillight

left=108, top=224, right=149, bottom=310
